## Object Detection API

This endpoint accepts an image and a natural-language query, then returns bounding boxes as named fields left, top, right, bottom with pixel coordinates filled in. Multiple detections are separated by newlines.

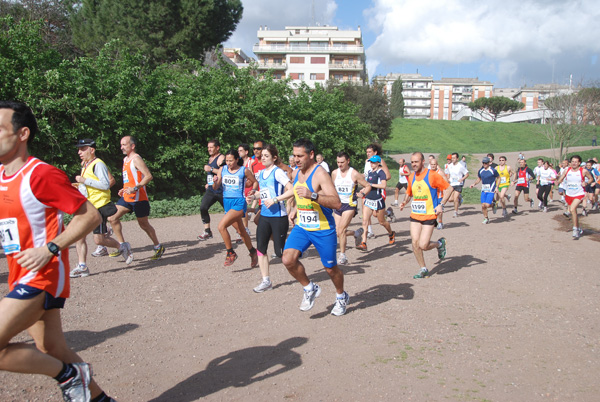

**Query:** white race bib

left=411, top=200, right=427, bottom=214
left=223, top=175, right=239, bottom=187
left=450, top=175, right=460, bottom=186
left=123, top=171, right=129, bottom=184
left=259, top=189, right=270, bottom=200
left=336, top=185, right=351, bottom=195
left=517, top=177, right=525, bottom=184
left=500, top=177, right=507, bottom=184
left=207, top=173, right=214, bottom=185
left=481, top=184, right=492, bottom=192
left=298, top=210, right=320, bottom=230
left=0, top=218, right=21, bottom=254
left=567, top=182, right=580, bottom=190
left=364, top=198, right=379, bottom=210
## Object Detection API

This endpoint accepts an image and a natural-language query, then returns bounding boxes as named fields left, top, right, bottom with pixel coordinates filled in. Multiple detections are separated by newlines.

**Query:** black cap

left=75, top=139, right=96, bottom=148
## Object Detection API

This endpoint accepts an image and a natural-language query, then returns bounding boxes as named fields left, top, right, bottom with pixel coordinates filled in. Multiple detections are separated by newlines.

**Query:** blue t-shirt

left=478, top=167, right=499, bottom=193
left=222, top=165, right=246, bottom=198
left=366, top=168, right=386, bottom=200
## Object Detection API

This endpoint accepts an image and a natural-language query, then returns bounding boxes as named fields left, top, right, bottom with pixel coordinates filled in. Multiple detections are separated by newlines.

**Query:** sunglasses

left=253, top=147, right=263, bottom=151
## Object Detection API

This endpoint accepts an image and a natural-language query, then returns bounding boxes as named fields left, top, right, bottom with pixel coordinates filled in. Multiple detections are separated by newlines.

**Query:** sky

left=224, top=0, right=600, bottom=88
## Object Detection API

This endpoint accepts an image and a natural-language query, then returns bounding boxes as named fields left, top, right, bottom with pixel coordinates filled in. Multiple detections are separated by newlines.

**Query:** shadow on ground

left=148, top=337, right=307, bottom=401
left=429, top=254, right=486, bottom=276
left=64, top=323, right=139, bottom=353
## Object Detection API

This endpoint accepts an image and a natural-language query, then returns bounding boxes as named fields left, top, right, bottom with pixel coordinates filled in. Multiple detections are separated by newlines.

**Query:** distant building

left=222, top=48, right=254, bottom=69
left=372, top=73, right=433, bottom=119
left=512, top=84, right=573, bottom=110
left=253, top=25, right=367, bottom=87
left=431, top=78, right=493, bottom=120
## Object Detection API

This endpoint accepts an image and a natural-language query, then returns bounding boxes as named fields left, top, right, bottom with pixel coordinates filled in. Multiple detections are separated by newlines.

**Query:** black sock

left=91, top=392, right=109, bottom=402
left=227, top=248, right=234, bottom=253
left=249, top=247, right=256, bottom=254
left=54, top=363, right=75, bottom=383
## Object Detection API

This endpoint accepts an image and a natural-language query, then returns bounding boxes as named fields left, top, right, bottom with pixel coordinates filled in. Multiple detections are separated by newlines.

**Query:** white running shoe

left=253, top=280, right=273, bottom=293
left=70, top=263, right=89, bottom=278
left=58, top=362, right=92, bottom=402
left=482, top=218, right=489, bottom=224
left=300, top=283, right=321, bottom=311
left=337, top=253, right=348, bottom=265
left=331, top=291, right=350, bottom=316
left=582, top=208, right=588, bottom=216
left=453, top=211, right=458, bottom=218
left=543, top=207, right=548, bottom=213
left=392, top=201, right=398, bottom=207
left=436, top=222, right=443, bottom=230
left=91, top=245, right=108, bottom=257
left=120, top=242, right=134, bottom=265
left=502, top=208, right=508, bottom=217
left=367, top=231, right=375, bottom=239
left=353, top=228, right=364, bottom=246
left=573, top=228, right=581, bottom=239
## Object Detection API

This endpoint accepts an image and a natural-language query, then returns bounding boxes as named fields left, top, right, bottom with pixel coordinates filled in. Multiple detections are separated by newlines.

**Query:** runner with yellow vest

left=70, top=139, right=123, bottom=277
left=494, top=156, right=512, bottom=217
left=109, top=136, right=165, bottom=261
left=282, top=138, right=349, bottom=316
left=400, top=152, right=454, bottom=279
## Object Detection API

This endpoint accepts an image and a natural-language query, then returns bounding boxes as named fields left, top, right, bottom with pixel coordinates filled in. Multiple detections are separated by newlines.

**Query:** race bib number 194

left=298, top=210, right=320, bottom=230
left=0, top=218, right=20, bottom=254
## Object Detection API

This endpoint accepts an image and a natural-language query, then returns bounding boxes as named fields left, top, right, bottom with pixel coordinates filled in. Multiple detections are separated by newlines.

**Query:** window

left=311, top=57, right=326, bottom=64
left=333, top=74, right=343, bottom=80
left=290, top=57, right=305, bottom=64
left=316, top=73, right=325, bottom=80
left=289, top=73, right=299, bottom=80
left=310, top=73, right=317, bottom=80
left=274, top=58, right=282, bottom=65
left=298, top=73, right=304, bottom=80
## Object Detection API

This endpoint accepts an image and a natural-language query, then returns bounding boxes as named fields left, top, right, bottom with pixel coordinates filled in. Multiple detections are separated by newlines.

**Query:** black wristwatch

left=311, top=192, right=319, bottom=201
left=47, top=242, right=60, bottom=257
left=133, top=186, right=139, bottom=192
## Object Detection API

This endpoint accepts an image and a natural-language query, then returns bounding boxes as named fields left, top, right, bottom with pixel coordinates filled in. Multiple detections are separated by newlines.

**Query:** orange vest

left=0, top=158, right=70, bottom=297
left=123, top=155, right=148, bottom=203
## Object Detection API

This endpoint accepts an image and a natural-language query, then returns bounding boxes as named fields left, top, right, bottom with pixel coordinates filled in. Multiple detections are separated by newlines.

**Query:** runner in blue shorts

left=282, top=139, right=349, bottom=316
left=470, top=157, right=499, bottom=224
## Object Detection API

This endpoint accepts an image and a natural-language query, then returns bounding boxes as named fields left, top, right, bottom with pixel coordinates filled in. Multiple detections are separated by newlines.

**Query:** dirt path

left=1, top=165, right=600, bottom=401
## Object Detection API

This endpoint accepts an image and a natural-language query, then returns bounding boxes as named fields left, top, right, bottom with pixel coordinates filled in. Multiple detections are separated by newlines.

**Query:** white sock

left=303, top=282, right=314, bottom=292
left=368, top=225, right=373, bottom=234
left=263, top=276, right=270, bottom=283
left=336, top=292, right=346, bottom=299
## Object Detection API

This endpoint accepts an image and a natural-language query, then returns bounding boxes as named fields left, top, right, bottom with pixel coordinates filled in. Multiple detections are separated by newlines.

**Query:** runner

left=248, top=144, right=294, bottom=292
left=429, top=159, right=448, bottom=229
left=238, top=143, right=254, bottom=237
left=487, top=153, right=498, bottom=169
left=109, top=136, right=165, bottom=261
left=511, top=158, right=535, bottom=214
left=213, top=149, right=259, bottom=267
left=536, top=160, right=557, bottom=212
left=495, top=156, right=512, bottom=217
left=556, top=155, right=594, bottom=239
left=282, top=138, right=349, bottom=316
left=198, top=139, right=225, bottom=240
left=446, top=152, right=469, bottom=217
left=582, top=160, right=599, bottom=215
left=399, top=152, right=454, bottom=279
left=0, top=101, right=117, bottom=402
left=363, top=144, right=391, bottom=238
left=558, top=159, right=569, bottom=205
left=316, top=153, right=330, bottom=174
left=470, top=156, right=499, bottom=224
left=71, top=139, right=123, bottom=278
left=533, top=158, right=544, bottom=207
left=356, top=155, right=395, bottom=252
left=248, top=140, right=267, bottom=225
left=392, top=157, right=410, bottom=206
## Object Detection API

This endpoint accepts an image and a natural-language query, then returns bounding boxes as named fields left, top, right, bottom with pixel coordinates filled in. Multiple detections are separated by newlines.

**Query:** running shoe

left=70, top=263, right=89, bottom=278
left=250, top=249, right=259, bottom=268
left=356, top=242, right=368, bottom=252
left=492, top=202, right=497, bottom=214
left=235, top=233, right=243, bottom=244
left=271, top=252, right=278, bottom=259
left=539, top=201, right=543, bottom=208
left=337, top=253, right=348, bottom=265
left=108, top=249, right=122, bottom=258
left=582, top=208, right=588, bottom=217
left=224, top=251, right=238, bottom=266
left=353, top=228, right=364, bottom=246
left=512, top=208, right=518, bottom=214
left=197, top=231, right=213, bottom=241
left=572, top=228, right=581, bottom=239
left=58, top=362, right=92, bottom=402
left=413, top=268, right=430, bottom=279
left=392, top=201, right=398, bottom=207
left=530, top=199, right=534, bottom=208
left=502, top=208, right=508, bottom=217
left=458, top=194, right=463, bottom=207
left=506, top=193, right=511, bottom=202
left=482, top=218, right=489, bottom=224
left=151, top=245, right=165, bottom=260
left=120, top=242, right=134, bottom=265
left=367, top=231, right=375, bottom=239
left=331, top=291, right=350, bottom=316
left=543, top=207, right=548, bottom=213
left=386, top=207, right=396, bottom=222
left=563, top=211, right=571, bottom=218
left=453, top=211, right=458, bottom=218
left=436, top=222, right=444, bottom=230
left=300, top=283, right=321, bottom=311
left=91, top=245, right=108, bottom=257
left=437, top=237, right=447, bottom=260
left=253, top=279, right=273, bottom=293
left=388, top=232, right=396, bottom=245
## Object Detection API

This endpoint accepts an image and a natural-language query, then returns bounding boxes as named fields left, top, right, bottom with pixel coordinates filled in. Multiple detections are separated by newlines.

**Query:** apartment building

left=511, top=84, right=572, bottom=110
left=431, top=78, right=493, bottom=120
left=222, top=48, right=253, bottom=69
left=373, top=73, right=433, bottom=119
left=253, top=25, right=367, bottom=87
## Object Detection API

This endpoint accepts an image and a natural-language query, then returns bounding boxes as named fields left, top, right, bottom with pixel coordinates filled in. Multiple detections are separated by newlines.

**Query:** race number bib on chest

left=0, top=218, right=20, bottom=254
left=336, top=185, right=351, bottom=195
left=298, top=209, right=320, bottom=230
left=122, top=171, right=129, bottom=184
left=567, top=182, right=580, bottom=190
left=207, top=174, right=214, bottom=185
left=411, top=200, right=427, bottom=214
left=517, top=177, right=526, bottom=184
left=259, top=189, right=270, bottom=200
left=450, top=176, right=460, bottom=186
left=500, top=177, right=507, bottom=184
left=364, top=198, right=379, bottom=210
left=481, top=184, right=492, bottom=192
left=223, top=175, right=239, bottom=188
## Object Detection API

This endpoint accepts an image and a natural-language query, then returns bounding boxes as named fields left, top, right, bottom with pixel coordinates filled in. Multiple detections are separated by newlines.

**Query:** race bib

left=223, top=175, right=239, bottom=188
left=450, top=176, right=460, bottom=186
left=364, top=198, right=379, bottom=210
left=298, top=209, right=320, bottom=230
left=259, top=189, right=270, bottom=200
left=481, top=184, right=492, bottom=192
left=411, top=200, right=427, bottom=214
left=500, top=177, right=507, bottom=184
left=0, top=218, right=20, bottom=254
left=123, top=171, right=129, bottom=184
left=336, top=185, right=351, bottom=195
left=567, top=182, right=579, bottom=190
left=517, top=178, right=526, bottom=184
left=207, top=173, right=214, bottom=185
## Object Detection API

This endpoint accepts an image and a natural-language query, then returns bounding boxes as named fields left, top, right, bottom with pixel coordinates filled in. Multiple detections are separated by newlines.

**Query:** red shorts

left=565, top=195, right=585, bottom=205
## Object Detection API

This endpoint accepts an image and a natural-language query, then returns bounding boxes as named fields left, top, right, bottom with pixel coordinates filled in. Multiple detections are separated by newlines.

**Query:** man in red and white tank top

left=0, top=101, right=116, bottom=401
left=556, top=155, right=594, bottom=239
left=109, top=135, right=165, bottom=260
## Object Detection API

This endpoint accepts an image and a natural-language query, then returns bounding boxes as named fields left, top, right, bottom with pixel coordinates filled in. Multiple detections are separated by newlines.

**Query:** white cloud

left=365, top=0, right=600, bottom=85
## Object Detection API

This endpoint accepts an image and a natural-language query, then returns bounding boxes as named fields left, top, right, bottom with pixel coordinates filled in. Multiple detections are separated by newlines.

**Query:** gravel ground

left=1, top=148, right=599, bottom=402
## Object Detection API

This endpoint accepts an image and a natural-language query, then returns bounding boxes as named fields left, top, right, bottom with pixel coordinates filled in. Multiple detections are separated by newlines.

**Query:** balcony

left=254, top=44, right=364, bottom=55
left=257, top=62, right=287, bottom=70
left=328, top=63, right=364, bottom=71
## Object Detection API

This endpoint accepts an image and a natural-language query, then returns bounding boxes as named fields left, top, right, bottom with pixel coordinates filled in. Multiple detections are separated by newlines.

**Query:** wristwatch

left=47, top=242, right=60, bottom=257
left=311, top=192, right=319, bottom=201
left=133, top=186, right=139, bottom=192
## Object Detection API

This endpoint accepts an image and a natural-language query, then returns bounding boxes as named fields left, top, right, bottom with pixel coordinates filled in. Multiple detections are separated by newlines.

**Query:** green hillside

left=384, top=118, right=599, bottom=154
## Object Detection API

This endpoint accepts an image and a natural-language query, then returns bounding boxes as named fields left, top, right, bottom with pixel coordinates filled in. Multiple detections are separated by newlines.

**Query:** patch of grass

left=385, top=118, right=599, bottom=154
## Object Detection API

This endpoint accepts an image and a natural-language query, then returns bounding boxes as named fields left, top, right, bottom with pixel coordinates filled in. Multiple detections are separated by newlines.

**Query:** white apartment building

left=373, top=73, right=433, bottom=119
left=431, top=78, right=493, bottom=120
left=253, top=25, right=367, bottom=87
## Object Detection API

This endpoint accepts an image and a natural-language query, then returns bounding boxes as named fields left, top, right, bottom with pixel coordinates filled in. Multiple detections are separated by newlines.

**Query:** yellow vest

left=82, top=158, right=111, bottom=209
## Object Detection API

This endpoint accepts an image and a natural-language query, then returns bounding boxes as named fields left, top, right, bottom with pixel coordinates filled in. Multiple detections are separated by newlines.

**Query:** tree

left=70, top=0, right=243, bottom=65
left=390, top=77, right=404, bottom=119
left=577, top=85, right=600, bottom=126
left=468, top=96, right=524, bottom=121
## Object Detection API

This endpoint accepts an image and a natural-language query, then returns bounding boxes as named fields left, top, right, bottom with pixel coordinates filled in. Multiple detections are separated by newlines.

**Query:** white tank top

left=565, top=168, right=585, bottom=197
left=334, top=167, right=357, bottom=206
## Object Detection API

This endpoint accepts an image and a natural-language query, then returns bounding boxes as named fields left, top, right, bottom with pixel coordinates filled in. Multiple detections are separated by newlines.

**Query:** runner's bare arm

left=15, top=201, right=101, bottom=272
left=124, top=156, right=153, bottom=194
left=213, top=166, right=223, bottom=189
left=381, top=159, right=392, bottom=180
left=295, top=168, right=341, bottom=210
left=353, top=170, right=372, bottom=195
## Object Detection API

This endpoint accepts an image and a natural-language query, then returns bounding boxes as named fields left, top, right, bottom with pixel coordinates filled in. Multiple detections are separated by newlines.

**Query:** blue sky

left=224, top=0, right=600, bottom=88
